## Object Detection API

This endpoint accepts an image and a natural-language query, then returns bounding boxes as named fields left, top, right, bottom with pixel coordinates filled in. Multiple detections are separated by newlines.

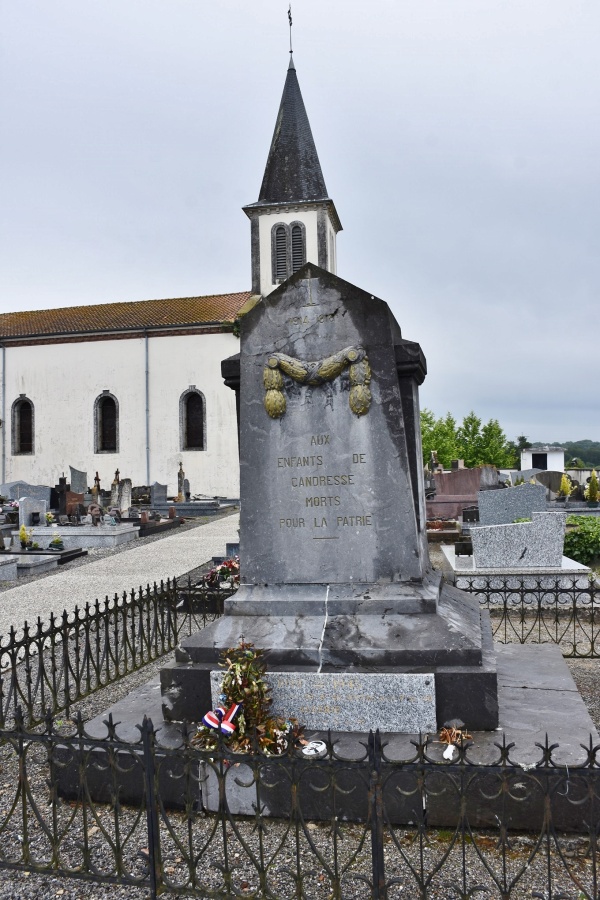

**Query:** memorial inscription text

left=278, top=433, right=372, bottom=538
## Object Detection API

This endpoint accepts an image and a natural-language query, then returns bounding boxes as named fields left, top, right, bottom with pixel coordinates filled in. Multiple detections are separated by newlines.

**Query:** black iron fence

left=2, top=572, right=600, bottom=735
left=0, top=577, right=233, bottom=729
left=454, top=573, right=600, bottom=657
left=0, top=714, right=599, bottom=898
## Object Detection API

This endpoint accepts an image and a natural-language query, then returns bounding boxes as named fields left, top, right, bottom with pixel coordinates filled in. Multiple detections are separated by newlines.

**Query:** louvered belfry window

left=275, top=225, right=288, bottom=281
left=291, top=224, right=305, bottom=273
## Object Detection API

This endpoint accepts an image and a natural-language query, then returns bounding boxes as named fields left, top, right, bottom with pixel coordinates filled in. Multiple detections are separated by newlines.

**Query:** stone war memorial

left=82, top=54, right=597, bottom=831
left=175, top=263, right=498, bottom=733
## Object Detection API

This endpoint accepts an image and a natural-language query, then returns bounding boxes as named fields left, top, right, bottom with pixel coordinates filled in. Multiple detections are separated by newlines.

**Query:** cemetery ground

left=0, top=532, right=595, bottom=897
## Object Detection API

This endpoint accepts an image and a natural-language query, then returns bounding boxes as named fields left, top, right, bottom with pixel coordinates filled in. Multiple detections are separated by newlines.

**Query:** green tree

left=420, top=409, right=459, bottom=469
left=420, top=409, right=517, bottom=469
left=456, top=412, right=483, bottom=467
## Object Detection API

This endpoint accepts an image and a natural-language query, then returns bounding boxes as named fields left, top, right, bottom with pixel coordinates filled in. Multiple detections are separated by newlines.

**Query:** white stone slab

left=211, top=670, right=436, bottom=733
left=442, top=544, right=592, bottom=591
left=11, top=524, right=139, bottom=550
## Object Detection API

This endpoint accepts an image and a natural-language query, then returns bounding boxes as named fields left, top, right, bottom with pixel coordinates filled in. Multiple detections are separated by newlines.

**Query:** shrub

left=585, top=470, right=599, bottom=503
left=558, top=474, right=572, bottom=497
left=564, top=516, right=600, bottom=565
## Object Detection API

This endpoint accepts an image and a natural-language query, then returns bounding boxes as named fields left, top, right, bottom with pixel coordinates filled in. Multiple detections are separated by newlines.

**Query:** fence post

left=141, top=716, right=161, bottom=900
left=368, top=729, right=387, bottom=899
left=61, top=611, right=70, bottom=719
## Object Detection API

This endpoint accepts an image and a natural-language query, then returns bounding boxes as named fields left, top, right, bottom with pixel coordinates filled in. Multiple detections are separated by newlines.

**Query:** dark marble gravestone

left=173, top=265, right=498, bottom=731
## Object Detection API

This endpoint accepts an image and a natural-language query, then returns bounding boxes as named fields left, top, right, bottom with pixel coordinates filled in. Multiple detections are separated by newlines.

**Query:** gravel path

left=0, top=512, right=239, bottom=639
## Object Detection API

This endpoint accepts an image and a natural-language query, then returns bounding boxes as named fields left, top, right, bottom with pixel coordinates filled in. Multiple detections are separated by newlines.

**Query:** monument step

left=163, top=609, right=497, bottom=730
left=179, top=581, right=485, bottom=669
left=57, top=644, right=597, bottom=831
left=225, top=574, right=442, bottom=616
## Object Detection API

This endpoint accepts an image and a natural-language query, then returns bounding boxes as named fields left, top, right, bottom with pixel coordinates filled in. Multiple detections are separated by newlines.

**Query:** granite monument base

left=59, top=644, right=598, bottom=831
left=171, top=575, right=499, bottom=730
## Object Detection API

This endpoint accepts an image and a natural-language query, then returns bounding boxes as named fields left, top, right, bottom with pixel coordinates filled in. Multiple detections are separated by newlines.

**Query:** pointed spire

left=257, top=60, right=328, bottom=205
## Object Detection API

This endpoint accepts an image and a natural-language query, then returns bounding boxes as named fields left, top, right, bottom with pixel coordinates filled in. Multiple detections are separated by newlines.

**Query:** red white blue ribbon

left=202, top=702, right=241, bottom=734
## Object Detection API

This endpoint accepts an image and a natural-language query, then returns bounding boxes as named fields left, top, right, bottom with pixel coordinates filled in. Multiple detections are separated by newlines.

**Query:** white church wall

left=0, top=331, right=240, bottom=497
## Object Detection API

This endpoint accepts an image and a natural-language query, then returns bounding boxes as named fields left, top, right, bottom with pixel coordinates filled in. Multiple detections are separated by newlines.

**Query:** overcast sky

left=1, top=1, right=599, bottom=443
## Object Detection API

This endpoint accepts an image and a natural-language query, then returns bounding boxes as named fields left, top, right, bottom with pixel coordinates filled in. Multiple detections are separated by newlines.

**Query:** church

left=0, top=55, right=341, bottom=498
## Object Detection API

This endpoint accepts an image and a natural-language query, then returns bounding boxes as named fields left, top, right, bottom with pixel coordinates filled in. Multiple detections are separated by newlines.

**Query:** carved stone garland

left=263, top=345, right=372, bottom=419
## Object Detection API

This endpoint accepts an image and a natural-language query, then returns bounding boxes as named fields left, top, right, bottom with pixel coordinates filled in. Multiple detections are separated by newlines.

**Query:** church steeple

left=243, top=57, right=342, bottom=296
left=258, top=55, right=329, bottom=205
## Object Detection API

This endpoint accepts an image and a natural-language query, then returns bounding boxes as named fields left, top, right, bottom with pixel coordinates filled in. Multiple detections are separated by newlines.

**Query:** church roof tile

left=0, top=292, right=252, bottom=339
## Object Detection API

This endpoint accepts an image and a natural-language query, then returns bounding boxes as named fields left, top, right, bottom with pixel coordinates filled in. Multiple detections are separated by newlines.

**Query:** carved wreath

left=263, top=345, right=372, bottom=419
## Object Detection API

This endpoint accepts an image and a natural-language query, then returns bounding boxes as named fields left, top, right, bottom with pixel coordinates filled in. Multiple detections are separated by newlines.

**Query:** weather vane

left=288, top=4, right=293, bottom=55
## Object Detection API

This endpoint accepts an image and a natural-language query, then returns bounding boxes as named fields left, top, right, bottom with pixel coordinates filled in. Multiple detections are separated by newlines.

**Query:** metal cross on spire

left=288, top=4, right=293, bottom=55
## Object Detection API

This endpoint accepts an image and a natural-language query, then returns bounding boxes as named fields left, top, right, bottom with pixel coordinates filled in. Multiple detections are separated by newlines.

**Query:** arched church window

left=11, top=395, right=34, bottom=455
left=180, top=387, right=206, bottom=451
left=94, top=391, right=119, bottom=453
left=291, top=222, right=306, bottom=273
left=274, top=225, right=288, bottom=281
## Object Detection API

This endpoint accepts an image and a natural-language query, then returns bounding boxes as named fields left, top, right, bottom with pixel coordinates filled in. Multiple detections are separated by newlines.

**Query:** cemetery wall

left=0, top=331, right=240, bottom=496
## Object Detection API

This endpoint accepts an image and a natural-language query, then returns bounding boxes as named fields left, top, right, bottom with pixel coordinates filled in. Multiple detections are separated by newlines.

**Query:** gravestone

left=0, top=481, right=52, bottom=505
left=118, top=478, right=132, bottom=514
left=535, top=470, right=565, bottom=496
left=471, top=512, right=566, bottom=569
left=66, top=492, right=84, bottom=516
left=18, top=497, right=48, bottom=529
left=55, top=476, right=69, bottom=517
left=69, top=467, right=88, bottom=495
left=173, top=265, right=498, bottom=730
left=110, top=476, right=120, bottom=509
left=151, top=482, right=168, bottom=506
left=183, top=478, right=191, bottom=501
left=477, top=483, right=547, bottom=526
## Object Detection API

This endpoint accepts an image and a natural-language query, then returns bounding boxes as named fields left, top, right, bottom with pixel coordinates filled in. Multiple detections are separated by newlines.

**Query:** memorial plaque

left=240, top=268, right=426, bottom=586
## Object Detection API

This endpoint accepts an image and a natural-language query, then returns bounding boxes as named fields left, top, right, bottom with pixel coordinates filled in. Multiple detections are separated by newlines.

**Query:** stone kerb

left=471, top=511, right=566, bottom=569
left=477, top=482, right=547, bottom=526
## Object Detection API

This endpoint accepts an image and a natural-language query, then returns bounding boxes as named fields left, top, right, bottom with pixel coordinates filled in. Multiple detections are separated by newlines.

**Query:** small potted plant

left=585, top=470, right=599, bottom=508
left=18, top=523, right=33, bottom=549
left=556, top=474, right=572, bottom=503
left=49, top=534, right=64, bottom=551
left=45, top=512, right=54, bottom=526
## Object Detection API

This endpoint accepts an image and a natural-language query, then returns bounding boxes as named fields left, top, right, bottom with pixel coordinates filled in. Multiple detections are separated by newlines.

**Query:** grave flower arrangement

left=203, top=556, right=240, bottom=588
left=194, top=640, right=303, bottom=755
left=45, top=512, right=54, bottom=525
